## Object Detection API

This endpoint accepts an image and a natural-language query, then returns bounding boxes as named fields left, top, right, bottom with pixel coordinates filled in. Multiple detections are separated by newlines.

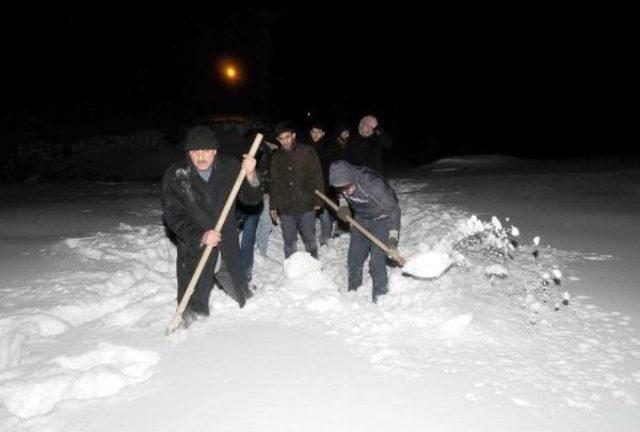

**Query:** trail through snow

left=1, top=169, right=639, bottom=431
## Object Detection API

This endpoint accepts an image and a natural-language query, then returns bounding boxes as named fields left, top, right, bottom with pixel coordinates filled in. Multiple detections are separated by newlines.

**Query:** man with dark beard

left=162, top=125, right=262, bottom=327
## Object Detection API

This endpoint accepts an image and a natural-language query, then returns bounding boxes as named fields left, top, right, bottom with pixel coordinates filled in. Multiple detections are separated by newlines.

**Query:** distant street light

left=225, top=66, right=237, bottom=80
left=219, top=60, right=241, bottom=84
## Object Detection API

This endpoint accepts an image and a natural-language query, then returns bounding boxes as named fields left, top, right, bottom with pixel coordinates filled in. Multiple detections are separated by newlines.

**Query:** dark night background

left=2, top=1, right=638, bottom=182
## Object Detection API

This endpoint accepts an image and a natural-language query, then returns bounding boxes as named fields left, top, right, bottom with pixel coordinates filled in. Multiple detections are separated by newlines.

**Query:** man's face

left=340, top=184, right=356, bottom=196
left=338, top=130, right=350, bottom=141
left=309, top=127, right=325, bottom=143
left=359, top=118, right=378, bottom=137
left=277, top=131, right=296, bottom=150
left=188, top=149, right=217, bottom=171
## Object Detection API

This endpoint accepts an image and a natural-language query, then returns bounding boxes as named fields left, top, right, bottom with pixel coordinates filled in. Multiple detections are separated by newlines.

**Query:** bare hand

left=201, top=229, right=221, bottom=247
left=270, top=209, right=279, bottom=223
left=242, top=154, right=257, bottom=178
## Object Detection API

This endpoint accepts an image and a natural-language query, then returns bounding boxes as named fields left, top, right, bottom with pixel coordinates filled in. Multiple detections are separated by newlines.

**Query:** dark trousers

left=348, top=217, right=389, bottom=297
left=177, top=250, right=236, bottom=316
left=239, top=210, right=260, bottom=282
left=280, top=211, right=318, bottom=259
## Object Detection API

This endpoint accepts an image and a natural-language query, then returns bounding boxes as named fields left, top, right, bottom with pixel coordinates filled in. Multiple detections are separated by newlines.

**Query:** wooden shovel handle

left=166, top=133, right=264, bottom=335
left=314, top=190, right=405, bottom=266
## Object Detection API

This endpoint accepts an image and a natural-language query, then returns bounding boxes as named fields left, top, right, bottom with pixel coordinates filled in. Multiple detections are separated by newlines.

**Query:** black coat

left=270, top=142, right=324, bottom=215
left=344, top=131, right=393, bottom=174
left=162, top=154, right=262, bottom=311
left=313, top=136, right=344, bottom=189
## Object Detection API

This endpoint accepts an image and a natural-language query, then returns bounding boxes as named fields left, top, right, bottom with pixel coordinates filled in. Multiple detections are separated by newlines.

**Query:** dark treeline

left=2, top=2, right=638, bottom=181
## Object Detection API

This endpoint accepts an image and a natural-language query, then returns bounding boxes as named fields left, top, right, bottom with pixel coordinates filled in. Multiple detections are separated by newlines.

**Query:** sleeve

left=368, top=178, right=401, bottom=240
left=161, top=169, right=203, bottom=246
left=308, top=147, right=325, bottom=206
left=232, top=158, right=262, bottom=206
left=269, top=155, right=282, bottom=212
left=377, top=131, right=394, bottom=150
left=257, top=149, right=270, bottom=195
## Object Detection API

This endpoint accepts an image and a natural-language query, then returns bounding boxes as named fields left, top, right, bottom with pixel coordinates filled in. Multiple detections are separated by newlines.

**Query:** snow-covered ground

left=1, top=158, right=639, bottom=431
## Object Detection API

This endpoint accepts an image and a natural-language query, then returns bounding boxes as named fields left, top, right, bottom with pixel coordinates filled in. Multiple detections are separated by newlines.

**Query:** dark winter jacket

left=313, top=136, right=344, bottom=189
left=344, top=130, right=393, bottom=174
left=270, top=142, right=324, bottom=215
left=330, top=160, right=401, bottom=239
left=256, top=142, right=275, bottom=195
left=162, top=154, right=262, bottom=308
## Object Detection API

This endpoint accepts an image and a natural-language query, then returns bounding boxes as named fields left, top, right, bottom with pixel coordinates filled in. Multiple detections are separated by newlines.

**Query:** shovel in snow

left=314, top=190, right=454, bottom=280
left=165, top=133, right=264, bottom=335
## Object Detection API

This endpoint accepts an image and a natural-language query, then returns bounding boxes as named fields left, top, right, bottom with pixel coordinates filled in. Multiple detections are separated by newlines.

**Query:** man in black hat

left=329, top=159, right=401, bottom=303
left=162, top=125, right=262, bottom=326
left=269, top=121, right=324, bottom=259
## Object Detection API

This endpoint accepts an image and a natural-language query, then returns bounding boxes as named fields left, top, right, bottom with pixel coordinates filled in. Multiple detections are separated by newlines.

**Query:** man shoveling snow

left=328, top=160, right=401, bottom=303
left=162, top=126, right=262, bottom=328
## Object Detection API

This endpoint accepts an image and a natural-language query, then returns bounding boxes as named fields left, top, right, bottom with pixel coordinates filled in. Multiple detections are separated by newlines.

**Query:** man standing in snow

left=269, top=121, right=324, bottom=259
left=344, top=115, right=393, bottom=174
left=162, top=125, right=262, bottom=326
left=308, top=121, right=343, bottom=246
left=329, top=160, right=401, bottom=303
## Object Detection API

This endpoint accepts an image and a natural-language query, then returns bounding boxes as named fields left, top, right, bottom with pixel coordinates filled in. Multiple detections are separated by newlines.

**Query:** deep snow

left=1, top=158, right=639, bottom=431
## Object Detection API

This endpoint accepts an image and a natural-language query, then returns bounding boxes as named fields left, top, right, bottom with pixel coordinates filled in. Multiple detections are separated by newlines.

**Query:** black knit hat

left=274, top=121, right=296, bottom=136
left=310, top=120, right=325, bottom=132
left=184, top=125, right=219, bottom=151
left=335, top=119, right=350, bottom=134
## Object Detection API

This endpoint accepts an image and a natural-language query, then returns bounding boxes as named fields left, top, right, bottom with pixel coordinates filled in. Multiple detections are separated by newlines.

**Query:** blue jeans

left=256, top=195, right=272, bottom=256
left=280, top=211, right=318, bottom=259
left=239, top=207, right=261, bottom=282
left=348, top=217, right=389, bottom=297
left=319, top=208, right=334, bottom=245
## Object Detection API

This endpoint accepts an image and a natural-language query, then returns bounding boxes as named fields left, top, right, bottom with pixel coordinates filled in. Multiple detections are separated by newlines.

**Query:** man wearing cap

left=269, top=121, right=324, bottom=259
left=162, top=125, right=262, bottom=326
left=329, top=159, right=401, bottom=303
left=344, top=115, right=393, bottom=174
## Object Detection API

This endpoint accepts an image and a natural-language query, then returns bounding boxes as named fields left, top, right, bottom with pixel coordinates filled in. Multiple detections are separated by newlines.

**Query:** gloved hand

left=386, top=237, right=398, bottom=252
left=337, top=206, right=352, bottom=222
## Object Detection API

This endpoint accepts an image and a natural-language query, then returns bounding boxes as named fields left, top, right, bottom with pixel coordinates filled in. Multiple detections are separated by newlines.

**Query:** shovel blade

left=403, top=251, right=453, bottom=279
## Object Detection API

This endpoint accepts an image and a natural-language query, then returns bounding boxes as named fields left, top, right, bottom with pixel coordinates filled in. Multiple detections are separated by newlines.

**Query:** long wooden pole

left=314, top=189, right=405, bottom=266
left=166, top=133, right=264, bottom=335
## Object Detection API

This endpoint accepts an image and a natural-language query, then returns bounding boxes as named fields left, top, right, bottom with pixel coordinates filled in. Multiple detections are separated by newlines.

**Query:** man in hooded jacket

left=329, top=160, right=401, bottom=302
left=162, top=125, right=262, bottom=325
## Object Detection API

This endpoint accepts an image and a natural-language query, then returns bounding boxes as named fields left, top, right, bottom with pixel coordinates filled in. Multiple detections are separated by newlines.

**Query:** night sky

left=2, top=1, right=638, bottom=167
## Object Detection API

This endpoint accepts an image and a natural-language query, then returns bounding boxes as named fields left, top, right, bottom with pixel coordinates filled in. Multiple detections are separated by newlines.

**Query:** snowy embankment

left=0, top=224, right=174, bottom=422
left=1, top=169, right=640, bottom=431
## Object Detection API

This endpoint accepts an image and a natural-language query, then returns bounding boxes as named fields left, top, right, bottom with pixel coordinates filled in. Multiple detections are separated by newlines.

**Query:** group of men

left=161, top=115, right=400, bottom=326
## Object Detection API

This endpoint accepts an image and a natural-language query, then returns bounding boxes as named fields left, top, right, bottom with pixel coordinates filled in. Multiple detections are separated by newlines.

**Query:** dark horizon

left=2, top=1, right=639, bottom=170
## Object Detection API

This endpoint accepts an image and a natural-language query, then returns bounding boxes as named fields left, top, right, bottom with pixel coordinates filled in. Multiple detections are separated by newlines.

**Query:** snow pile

left=1, top=176, right=640, bottom=429
left=1, top=343, right=159, bottom=419
left=403, top=251, right=453, bottom=279
left=283, top=251, right=322, bottom=279
left=0, top=224, right=175, bottom=422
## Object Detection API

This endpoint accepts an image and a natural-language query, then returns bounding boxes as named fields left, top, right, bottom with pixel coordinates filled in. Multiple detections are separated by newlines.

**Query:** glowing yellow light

left=225, top=66, right=237, bottom=80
